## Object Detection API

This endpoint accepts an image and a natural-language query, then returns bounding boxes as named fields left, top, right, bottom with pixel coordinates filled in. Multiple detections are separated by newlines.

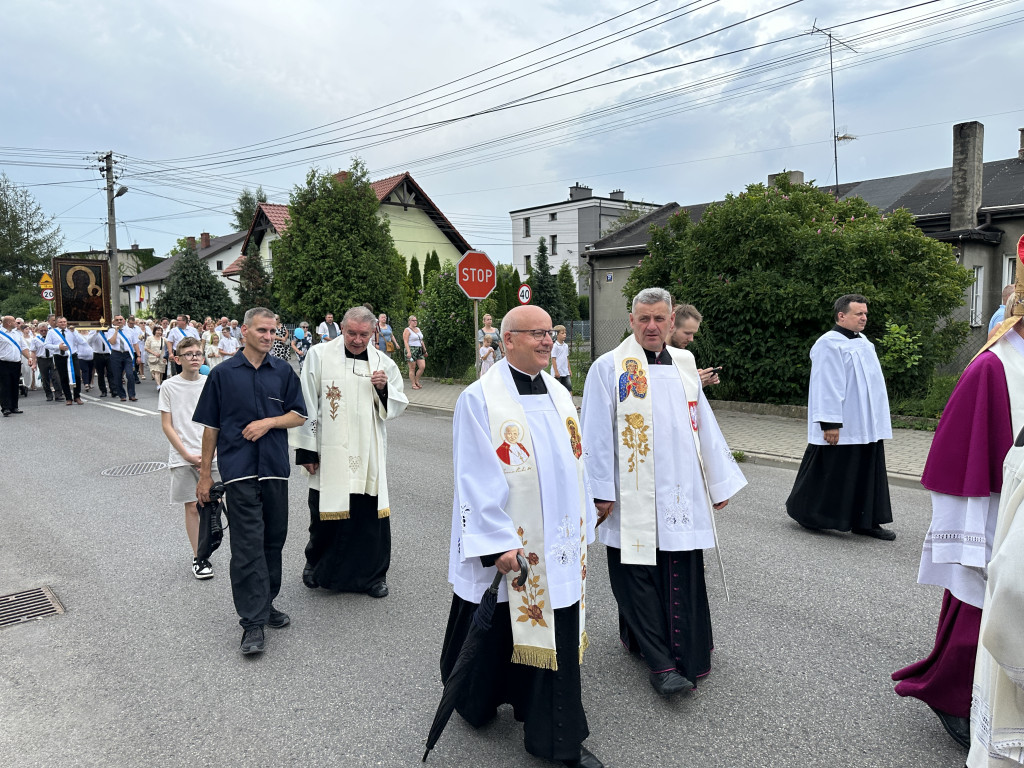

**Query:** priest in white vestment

left=442, top=305, right=603, bottom=768
left=786, top=294, right=895, bottom=539
left=289, top=306, right=407, bottom=598
left=581, top=287, right=746, bottom=697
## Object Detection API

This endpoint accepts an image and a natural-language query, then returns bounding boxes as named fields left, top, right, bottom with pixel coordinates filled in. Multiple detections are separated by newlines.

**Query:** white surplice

left=581, top=351, right=747, bottom=553
left=449, top=364, right=595, bottom=609
left=806, top=330, right=892, bottom=445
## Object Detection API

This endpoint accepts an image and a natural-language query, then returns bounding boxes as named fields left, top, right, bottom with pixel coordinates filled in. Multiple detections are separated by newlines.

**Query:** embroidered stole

left=290, top=343, right=390, bottom=521
left=990, top=332, right=1024, bottom=437
left=481, top=361, right=588, bottom=670
left=612, top=336, right=702, bottom=565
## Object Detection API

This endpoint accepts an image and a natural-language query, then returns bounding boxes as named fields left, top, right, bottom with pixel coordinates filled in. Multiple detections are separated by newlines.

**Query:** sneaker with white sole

left=192, top=557, right=214, bottom=580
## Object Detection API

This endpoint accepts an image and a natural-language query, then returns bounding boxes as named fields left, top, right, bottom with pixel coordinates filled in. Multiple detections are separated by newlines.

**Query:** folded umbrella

left=196, top=481, right=227, bottom=562
left=423, top=553, right=529, bottom=762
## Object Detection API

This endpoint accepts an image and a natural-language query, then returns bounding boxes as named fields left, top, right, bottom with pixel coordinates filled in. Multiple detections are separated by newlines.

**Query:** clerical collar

left=643, top=345, right=673, bottom=365
left=831, top=324, right=861, bottom=339
left=346, top=347, right=369, bottom=360
left=508, top=363, right=547, bottom=395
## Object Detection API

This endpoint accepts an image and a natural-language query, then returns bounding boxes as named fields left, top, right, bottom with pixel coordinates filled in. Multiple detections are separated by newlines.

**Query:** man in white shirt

left=316, top=313, right=340, bottom=342
left=125, top=316, right=145, bottom=383
left=166, top=315, right=200, bottom=376
left=0, top=315, right=31, bottom=415
left=218, top=332, right=239, bottom=359
left=105, top=315, right=139, bottom=402
left=29, top=323, right=56, bottom=402
left=45, top=316, right=82, bottom=406
left=86, top=328, right=113, bottom=397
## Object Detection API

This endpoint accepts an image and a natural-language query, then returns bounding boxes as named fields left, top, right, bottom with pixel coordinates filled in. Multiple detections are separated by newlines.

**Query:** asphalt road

left=0, top=384, right=967, bottom=768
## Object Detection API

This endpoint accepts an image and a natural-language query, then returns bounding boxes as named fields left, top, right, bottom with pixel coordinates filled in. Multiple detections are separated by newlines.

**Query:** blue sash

left=0, top=328, right=22, bottom=355
left=53, top=329, right=76, bottom=385
left=99, top=331, right=112, bottom=352
left=118, top=330, right=136, bottom=361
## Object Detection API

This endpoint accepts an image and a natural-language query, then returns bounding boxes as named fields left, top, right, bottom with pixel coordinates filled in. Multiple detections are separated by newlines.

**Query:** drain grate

left=0, top=586, right=65, bottom=629
left=101, top=461, right=167, bottom=477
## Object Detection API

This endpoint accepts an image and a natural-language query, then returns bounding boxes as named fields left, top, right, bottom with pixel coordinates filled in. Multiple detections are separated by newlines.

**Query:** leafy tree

left=624, top=175, right=972, bottom=402
left=526, top=237, right=564, bottom=321
left=601, top=201, right=648, bottom=236
left=423, top=249, right=441, bottom=287
left=0, top=173, right=63, bottom=316
left=231, top=186, right=267, bottom=233
left=420, top=262, right=474, bottom=377
left=271, top=161, right=407, bottom=324
left=237, top=239, right=274, bottom=311
left=577, top=294, right=589, bottom=322
left=152, top=246, right=235, bottom=319
left=556, top=261, right=580, bottom=321
left=409, top=255, right=422, bottom=292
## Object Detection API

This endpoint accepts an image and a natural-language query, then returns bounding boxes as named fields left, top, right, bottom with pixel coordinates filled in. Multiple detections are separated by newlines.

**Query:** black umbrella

left=423, top=553, right=529, bottom=762
left=196, top=481, right=227, bottom=562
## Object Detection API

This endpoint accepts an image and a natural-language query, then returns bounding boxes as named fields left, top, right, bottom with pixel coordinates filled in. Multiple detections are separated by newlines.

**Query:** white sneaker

left=192, top=557, right=214, bottom=580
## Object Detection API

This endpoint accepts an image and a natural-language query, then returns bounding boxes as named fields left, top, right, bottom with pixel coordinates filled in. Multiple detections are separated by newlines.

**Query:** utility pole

left=809, top=23, right=856, bottom=201
left=103, top=151, right=119, bottom=323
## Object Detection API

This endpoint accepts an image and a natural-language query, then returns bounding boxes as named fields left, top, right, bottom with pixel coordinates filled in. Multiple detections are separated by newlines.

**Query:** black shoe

left=367, top=581, right=389, bottom=598
left=98, top=392, right=107, bottom=398
left=302, top=564, right=319, bottom=589
left=240, top=625, right=265, bottom=655
left=929, top=706, right=970, bottom=749
left=1, top=411, right=9, bottom=417
left=45, top=396, right=53, bottom=401
left=10, top=409, right=23, bottom=414
left=562, top=746, right=604, bottom=768
left=649, top=669, right=694, bottom=696
left=853, top=526, right=896, bottom=541
left=268, top=607, right=291, bottom=628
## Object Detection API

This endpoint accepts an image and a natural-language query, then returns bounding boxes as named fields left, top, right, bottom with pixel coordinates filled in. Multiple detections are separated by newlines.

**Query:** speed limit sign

left=41, top=288, right=55, bottom=301
left=517, top=283, right=532, bottom=305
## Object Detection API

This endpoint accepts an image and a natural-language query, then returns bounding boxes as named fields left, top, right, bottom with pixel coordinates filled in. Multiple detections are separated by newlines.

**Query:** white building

left=509, top=184, right=657, bottom=288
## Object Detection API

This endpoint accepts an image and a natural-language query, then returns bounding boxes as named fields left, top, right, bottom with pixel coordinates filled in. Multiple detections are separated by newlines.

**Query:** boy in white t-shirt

left=218, top=332, right=239, bottom=359
left=550, top=324, right=571, bottom=392
left=158, top=336, right=221, bottom=580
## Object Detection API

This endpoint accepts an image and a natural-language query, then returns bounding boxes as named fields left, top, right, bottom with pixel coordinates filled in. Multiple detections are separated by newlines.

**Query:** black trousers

left=224, top=478, right=289, bottom=629
left=35, top=356, right=55, bottom=399
left=0, top=359, right=21, bottom=412
left=305, top=489, right=391, bottom=591
left=53, top=354, right=80, bottom=401
left=79, top=358, right=94, bottom=388
left=92, top=353, right=111, bottom=394
left=108, top=350, right=135, bottom=399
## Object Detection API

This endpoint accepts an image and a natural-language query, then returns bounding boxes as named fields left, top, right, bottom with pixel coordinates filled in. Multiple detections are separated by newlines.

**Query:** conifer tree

left=527, top=237, right=564, bottom=321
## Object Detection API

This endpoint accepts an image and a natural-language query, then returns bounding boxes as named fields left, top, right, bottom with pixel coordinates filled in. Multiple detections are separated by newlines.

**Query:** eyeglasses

left=179, top=352, right=204, bottom=360
left=509, top=329, right=557, bottom=341
left=351, top=358, right=371, bottom=378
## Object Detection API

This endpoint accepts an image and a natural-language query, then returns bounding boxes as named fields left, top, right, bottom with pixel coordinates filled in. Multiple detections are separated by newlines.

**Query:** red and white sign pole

left=457, top=250, right=498, bottom=369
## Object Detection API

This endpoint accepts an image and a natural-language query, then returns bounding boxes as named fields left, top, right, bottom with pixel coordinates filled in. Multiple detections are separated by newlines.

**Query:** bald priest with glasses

left=289, top=306, right=408, bottom=599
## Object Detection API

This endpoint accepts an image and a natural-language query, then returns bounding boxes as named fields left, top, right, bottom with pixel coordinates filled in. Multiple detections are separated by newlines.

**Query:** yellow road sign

left=39, top=273, right=53, bottom=290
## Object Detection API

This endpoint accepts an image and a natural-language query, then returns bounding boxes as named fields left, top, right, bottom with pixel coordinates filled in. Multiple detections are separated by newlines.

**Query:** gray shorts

left=169, top=465, right=221, bottom=504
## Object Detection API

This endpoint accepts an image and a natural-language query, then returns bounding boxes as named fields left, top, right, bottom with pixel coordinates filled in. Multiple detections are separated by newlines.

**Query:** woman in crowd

left=270, top=315, right=291, bottom=360
left=375, top=313, right=394, bottom=356
left=290, top=322, right=311, bottom=371
left=19, top=324, right=38, bottom=391
left=476, top=313, right=502, bottom=362
left=403, top=315, right=427, bottom=390
left=146, top=324, right=167, bottom=390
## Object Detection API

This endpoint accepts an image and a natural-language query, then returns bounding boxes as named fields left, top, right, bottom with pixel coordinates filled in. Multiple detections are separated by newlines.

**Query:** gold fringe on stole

left=378, top=507, right=391, bottom=519
left=319, top=510, right=350, bottom=521
left=578, top=631, right=589, bottom=664
left=511, top=645, right=559, bottom=671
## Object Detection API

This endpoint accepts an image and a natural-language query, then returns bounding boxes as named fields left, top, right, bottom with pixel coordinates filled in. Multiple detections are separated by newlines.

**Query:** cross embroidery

left=632, top=540, right=644, bottom=553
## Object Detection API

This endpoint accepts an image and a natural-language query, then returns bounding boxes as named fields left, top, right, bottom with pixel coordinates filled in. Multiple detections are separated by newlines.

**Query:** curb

left=740, top=451, right=921, bottom=489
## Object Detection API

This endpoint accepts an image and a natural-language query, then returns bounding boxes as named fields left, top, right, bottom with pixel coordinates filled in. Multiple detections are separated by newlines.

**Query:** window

left=1006, top=255, right=1018, bottom=288
left=216, top=260, right=223, bottom=271
left=523, top=217, right=531, bottom=238
left=549, top=212, right=557, bottom=221
left=550, top=235, right=558, bottom=255
left=970, top=265, right=985, bottom=326
left=524, top=254, right=532, bottom=274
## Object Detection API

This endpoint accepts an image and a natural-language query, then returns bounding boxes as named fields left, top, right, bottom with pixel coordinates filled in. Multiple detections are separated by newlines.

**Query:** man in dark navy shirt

left=194, top=306, right=307, bottom=656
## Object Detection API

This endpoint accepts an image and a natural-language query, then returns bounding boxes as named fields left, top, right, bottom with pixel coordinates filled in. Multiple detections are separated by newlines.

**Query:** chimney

left=131, top=243, right=139, bottom=250
left=1019, top=127, right=1024, bottom=160
left=569, top=183, right=592, bottom=200
left=186, top=236, right=196, bottom=251
left=200, top=232, right=211, bottom=249
left=335, top=171, right=350, bottom=184
left=951, top=121, right=984, bottom=231
left=609, top=189, right=625, bottom=201
left=767, top=170, right=804, bottom=187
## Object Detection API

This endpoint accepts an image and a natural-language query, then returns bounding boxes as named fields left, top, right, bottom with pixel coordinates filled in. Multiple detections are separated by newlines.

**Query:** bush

left=420, top=264, right=474, bottom=378
left=890, top=374, right=959, bottom=420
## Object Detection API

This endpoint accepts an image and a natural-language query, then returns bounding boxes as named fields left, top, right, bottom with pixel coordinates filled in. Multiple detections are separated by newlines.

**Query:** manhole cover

left=101, top=461, right=167, bottom=477
left=0, top=586, right=65, bottom=629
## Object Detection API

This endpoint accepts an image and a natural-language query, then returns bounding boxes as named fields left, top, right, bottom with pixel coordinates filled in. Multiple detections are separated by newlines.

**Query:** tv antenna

left=809, top=21, right=857, bottom=200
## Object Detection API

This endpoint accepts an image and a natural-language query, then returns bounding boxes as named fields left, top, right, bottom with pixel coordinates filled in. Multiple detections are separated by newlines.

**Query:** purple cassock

left=893, top=349, right=1014, bottom=720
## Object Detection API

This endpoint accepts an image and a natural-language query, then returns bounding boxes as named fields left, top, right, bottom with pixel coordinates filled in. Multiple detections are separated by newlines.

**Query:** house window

left=216, top=260, right=223, bottom=271
left=1005, top=255, right=1018, bottom=288
left=524, top=254, right=532, bottom=274
left=523, top=217, right=531, bottom=238
left=549, top=212, right=557, bottom=221
left=970, top=265, right=985, bottom=326
left=550, top=235, right=558, bottom=255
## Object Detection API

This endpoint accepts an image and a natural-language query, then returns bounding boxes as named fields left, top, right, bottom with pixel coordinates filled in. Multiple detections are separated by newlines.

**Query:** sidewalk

left=404, top=379, right=932, bottom=490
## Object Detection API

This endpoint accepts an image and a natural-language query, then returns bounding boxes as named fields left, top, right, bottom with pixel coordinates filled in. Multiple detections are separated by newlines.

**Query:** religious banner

left=52, top=257, right=111, bottom=328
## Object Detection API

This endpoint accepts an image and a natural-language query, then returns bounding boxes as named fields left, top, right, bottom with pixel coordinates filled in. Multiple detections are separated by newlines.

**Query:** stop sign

left=457, top=250, right=496, bottom=300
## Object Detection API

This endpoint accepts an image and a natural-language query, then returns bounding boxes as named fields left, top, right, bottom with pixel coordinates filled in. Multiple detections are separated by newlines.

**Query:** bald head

left=501, top=305, right=554, bottom=375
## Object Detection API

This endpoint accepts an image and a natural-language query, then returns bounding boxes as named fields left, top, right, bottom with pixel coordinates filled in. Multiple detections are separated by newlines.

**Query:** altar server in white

left=581, top=287, right=746, bottom=697
left=443, top=304, right=603, bottom=768
left=289, top=306, right=407, bottom=598
left=785, top=294, right=895, bottom=539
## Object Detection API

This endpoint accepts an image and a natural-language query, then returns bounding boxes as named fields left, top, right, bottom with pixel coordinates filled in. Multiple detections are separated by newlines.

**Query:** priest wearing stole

left=289, top=306, right=408, bottom=598
left=581, top=287, right=746, bottom=697
left=893, top=285, right=1024, bottom=749
left=443, top=305, right=602, bottom=768
left=785, top=294, right=896, bottom=540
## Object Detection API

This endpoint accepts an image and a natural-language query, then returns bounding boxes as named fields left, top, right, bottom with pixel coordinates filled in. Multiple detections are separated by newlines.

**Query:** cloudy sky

left=3, top=0, right=1022, bottom=265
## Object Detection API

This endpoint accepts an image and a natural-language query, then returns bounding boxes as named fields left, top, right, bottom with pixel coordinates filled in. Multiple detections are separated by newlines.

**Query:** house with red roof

left=223, top=171, right=471, bottom=279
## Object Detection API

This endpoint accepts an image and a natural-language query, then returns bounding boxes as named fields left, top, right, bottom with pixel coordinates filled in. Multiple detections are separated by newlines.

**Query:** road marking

left=81, top=394, right=157, bottom=417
